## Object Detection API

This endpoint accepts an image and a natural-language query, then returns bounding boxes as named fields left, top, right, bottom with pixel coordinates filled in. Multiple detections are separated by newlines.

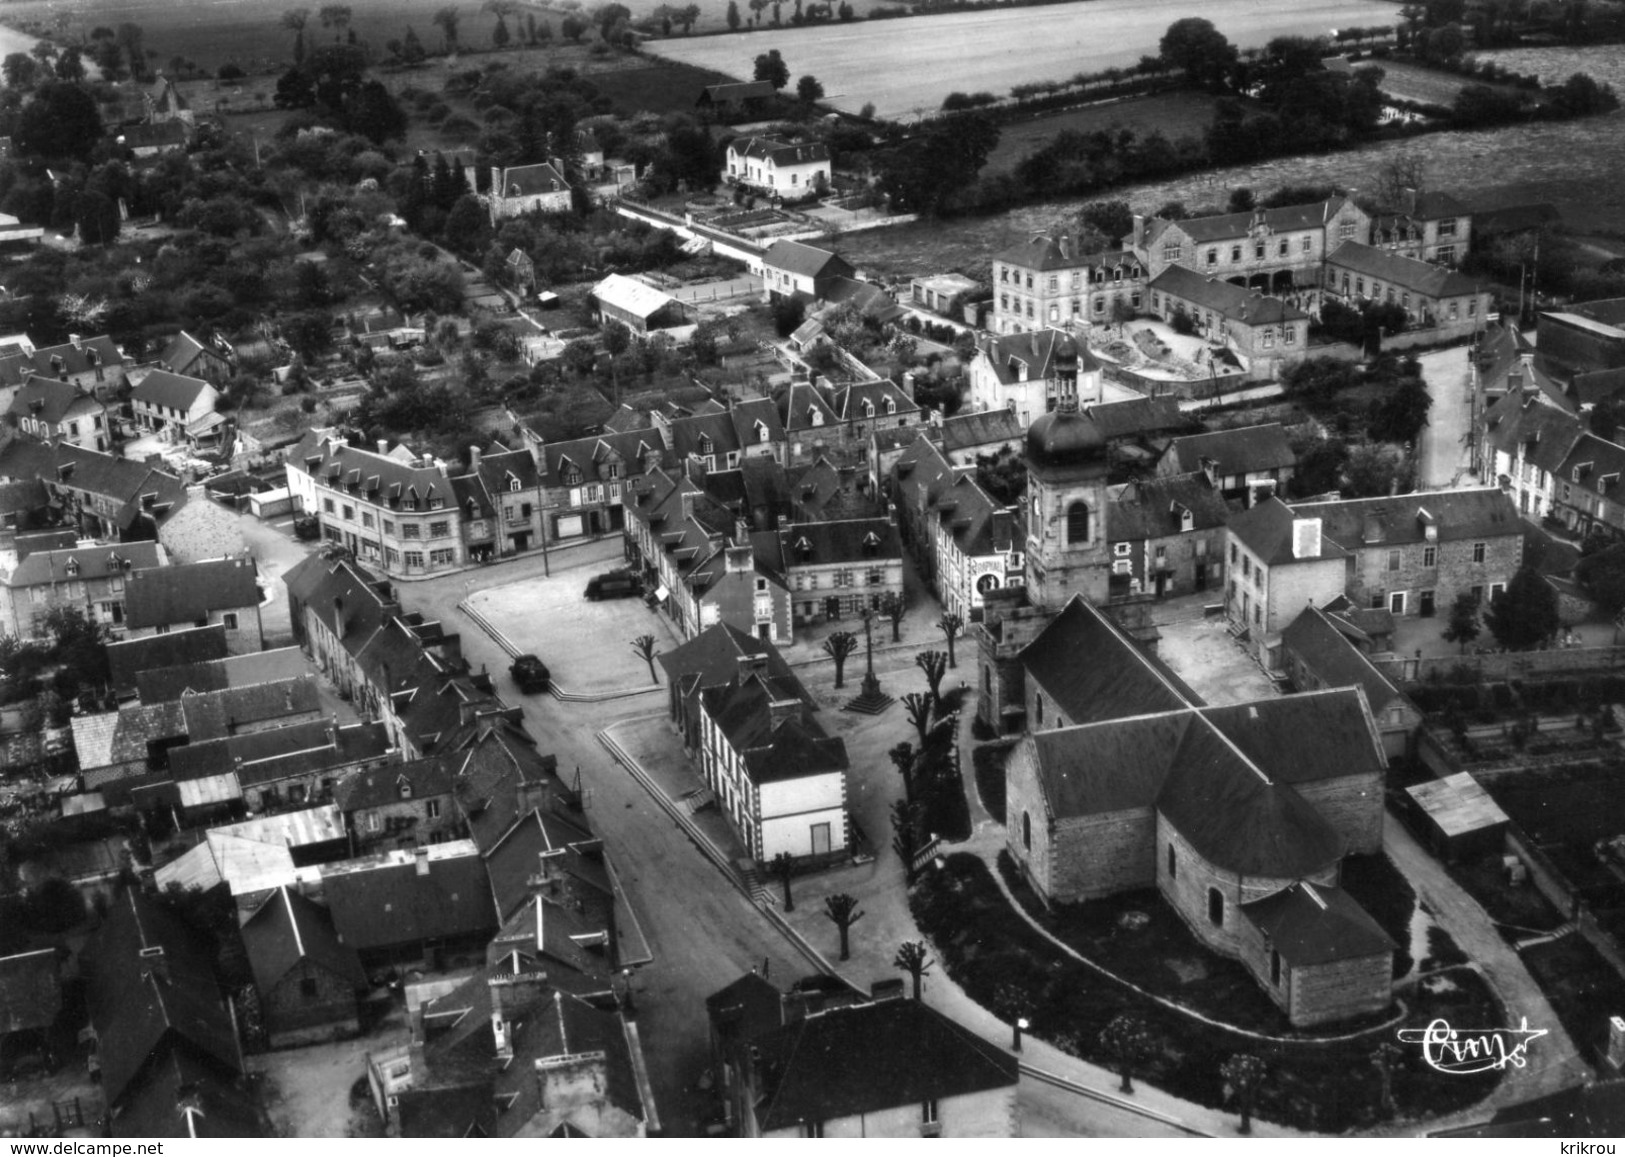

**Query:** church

left=970, top=400, right=1394, bottom=1028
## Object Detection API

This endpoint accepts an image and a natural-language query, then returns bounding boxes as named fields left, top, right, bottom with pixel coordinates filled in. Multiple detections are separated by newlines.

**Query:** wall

left=1374, top=645, right=1625, bottom=685
left=1287, top=953, right=1393, bottom=1027
left=1345, top=533, right=1521, bottom=617
left=1291, top=773, right=1385, bottom=855
left=759, top=773, right=847, bottom=862
left=1050, top=809, right=1156, bottom=901
left=765, top=1083, right=1016, bottom=1138
left=263, top=959, right=359, bottom=1048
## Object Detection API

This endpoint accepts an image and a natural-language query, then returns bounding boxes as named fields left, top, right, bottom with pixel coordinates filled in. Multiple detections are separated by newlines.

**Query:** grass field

left=647, top=0, right=1405, bottom=119
left=984, top=90, right=1224, bottom=174
left=1328, top=56, right=1529, bottom=108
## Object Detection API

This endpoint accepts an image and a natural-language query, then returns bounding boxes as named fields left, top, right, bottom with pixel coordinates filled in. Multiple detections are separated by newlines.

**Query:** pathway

left=1416, top=344, right=1478, bottom=490
left=1380, top=811, right=1591, bottom=1122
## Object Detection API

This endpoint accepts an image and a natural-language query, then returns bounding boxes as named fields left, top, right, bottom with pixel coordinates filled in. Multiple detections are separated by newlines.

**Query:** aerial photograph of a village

left=0, top=0, right=1620, bottom=1142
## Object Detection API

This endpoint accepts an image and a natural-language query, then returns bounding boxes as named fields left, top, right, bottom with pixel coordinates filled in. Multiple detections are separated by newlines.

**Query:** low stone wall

left=1376, top=645, right=1625, bottom=684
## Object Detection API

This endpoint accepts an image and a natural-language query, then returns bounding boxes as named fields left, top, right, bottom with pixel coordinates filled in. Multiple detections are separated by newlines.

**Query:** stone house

left=154, top=330, right=233, bottom=386
left=989, top=232, right=1146, bottom=336
left=724, top=137, right=830, bottom=201
left=1281, top=604, right=1421, bottom=759
left=705, top=974, right=1018, bottom=1137
left=1291, top=488, right=1524, bottom=618
left=1369, top=189, right=1472, bottom=265
left=657, top=622, right=798, bottom=754
left=1106, top=472, right=1228, bottom=599
left=1323, top=242, right=1489, bottom=337
left=1146, top=266, right=1310, bottom=380
left=1225, top=497, right=1351, bottom=668
left=335, top=756, right=464, bottom=852
left=1156, top=422, right=1297, bottom=507
left=122, top=555, right=264, bottom=654
left=1132, top=196, right=1370, bottom=291
left=0, top=439, right=187, bottom=541
left=758, top=239, right=853, bottom=302
left=485, top=162, right=571, bottom=220
left=131, top=369, right=219, bottom=438
left=7, top=376, right=109, bottom=450
left=777, top=517, right=903, bottom=628
left=1551, top=431, right=1625, bottom=540
left=0, top=540, right=164, bottom=640
left=240, top=886, right=368, bottom=1048
left=967, top=329, right=1103, bottom=425
left=0, top=334, right=127, bottom=403
left=1478, top=387, right=1583, bottom=521
left=321, top=841, right=498, bottom=971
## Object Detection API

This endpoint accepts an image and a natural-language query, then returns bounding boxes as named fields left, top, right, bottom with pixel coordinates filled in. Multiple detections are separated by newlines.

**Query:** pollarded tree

left=915, top=649, right=947, bottom=712
left=891, top=797, right=923, bottom=880
left=823, top=892, right=864, bottom=960
left=888, top=740, right=915, bottom=804
left=893, top=940, right=933, bottom=1000
left=1099, top=1013, right=1154, bottom=1094
left=901, top=692, right=932, bottom=749
left=938, top=612, right=963, bottom=668
left=1219, top=1054, right=1266, bottom=1135
left=822, top=629, right=858, bottom=688
left=630, top=634, right=658, bottom=683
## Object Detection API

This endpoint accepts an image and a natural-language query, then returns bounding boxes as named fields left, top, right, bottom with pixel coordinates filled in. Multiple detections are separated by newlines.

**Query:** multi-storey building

left=777, top=517, right=903, bottom=627
left=484, top=161, right=571, bottom=219
left=7, top=376, right=109, bottom=450
left=1552, top=431, right=1625, bottom=539
left=122, top=555, right=264, bottom=654
left=967, top=329, right=1103, bottom=425
left=1225, top=497, right=1351, bottom=668
left=1368, top=190, right=1472, bottom=265
left=0, top=440, right=187, bottom=541
left=1131, top=196, right=1370, bottom=292
left=130, top=369, right=219, bottom=439
left=989, top=233, right=1146, bottom=336
left=1478, top=387, right=1583, bottom=520
left=1106, top=473, right=1229, bottom=599
left=1145, top=267, right=1310, bottom=380
left=1322, top=242, right=1490, bottom=335
left=723, top=137, right=831, bottom=201
left=0, top=540, right=164, bottom=639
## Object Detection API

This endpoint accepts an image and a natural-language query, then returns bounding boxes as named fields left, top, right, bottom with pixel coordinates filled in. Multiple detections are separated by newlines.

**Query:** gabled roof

left=157, top=331, right=223, bottom=376
left=590, top=274, right=676, bottom=321
left=1240, top=881, right=1395, bottom=965
left=657, top=621, right=799, bottom=727
left=761, top=239, right=852, bottom=282
left=1151, top=197, right=1352, bottom=245
left=1482, top=391, right=1584, bottom=468
left=482, top=807, right=609, bottom=925
left=699, top=672, right=847, bottom=784
left=1108, top=473, right=1228, bottom=542
left=124, top=556, right=260, bottom=628
left=994, top=232, right=1123, bottom=272
left=333, top=756, right=452, bottom=812
left=1555, top=431, right=1625, bottom=501
left=1227, top=497, right=1349, bottom=567
left=1281, top=606, right=1407, bottom=715
left=731, top=135, right=830, bottom=165
left=7, top=375, right=100, bottom=425
left=241, top=886, right=366, bottom=994
left=1151, top=265, right=1308, bottom=326
left=744, top=995, right=1017, bottom=1132
left=979, top=328, right=1101, bottom=385
left=86, top=890, right=242, bottom=1107
left=1021, top=595, right=1197, bottom=725
left=0, top=440, right=185, bottom=527
left=322, top=846, right=498, bottom=952
left=1326, top=241, right=1484, bottom=298
left=778, top=518, right=899, bottom=567
left=493, top=162, right=568, bottom=197
left=0, top=947, right=61, bottom=1035
left=775, top=379, right=840, bottom=433
left=168, top=719, right=389, bottom=787
left=287, top=432, right=454, bottom=512
left=538, top=427, right=664, bottom=489
left=0, top=335, right=123, bottom=387
left=1087, top=395, right=1186, bottom=440
left=939, top=408, right=1022, bottom=454
left=136, top=646, right=308, bottom=704
left=891, top=435, right=1016, bottom=558
left=5, top=541, right=164, bottom=589
left=132, top=369, right=214, bottom=412
left=1289, top=487, right=1521, bottom=549
left=1198, top=689, right=1387, bottom=787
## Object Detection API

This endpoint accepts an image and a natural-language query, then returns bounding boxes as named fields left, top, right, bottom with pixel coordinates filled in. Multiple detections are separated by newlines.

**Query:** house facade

left=1131, top=196, right=1370, bottom=291
left=990, top=233, right=1146, bottom=337
left=967, top=329, right=1104, bottom=426
left=724, top=137, right=830, bottom=200
left=7, top=376, right=108, bottom=450
left=1323, top=242, right=1489, bottom=338
left=1156, top=422, right=1297, bottom=507
left=122, top=555, right=264, bottom=654
left=1147, top=266, right=1310, bottom=380
left=154, top=331, right=233, bottom=386
left=778, top=518, right=903, bottom=627
left=1369, top=190, right=1472, bottom=265
left=485, top=162, right=571, bottom=220
left=241, top=886, right=368, bottom=1048
left=1281, top=604, right=1421, bottom=759
left=0, top=540, right=165, bottom=640
left=1106, top=473, right=1228, bottom=599
left=1225, top=498, right=1350, bottom=667
left=131, top=370, right=219, bottom=438
left=758, top=239, right=854, bottom=302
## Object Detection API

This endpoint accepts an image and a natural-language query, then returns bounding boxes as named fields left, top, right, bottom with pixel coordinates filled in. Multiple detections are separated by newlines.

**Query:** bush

left=972, top=741, right=1012, bottom=824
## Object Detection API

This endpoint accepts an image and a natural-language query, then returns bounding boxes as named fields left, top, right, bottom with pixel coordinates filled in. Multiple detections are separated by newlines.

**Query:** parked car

left=509, top=653, right=551, bottom=694
left=585, top=569, right=642, bottom=601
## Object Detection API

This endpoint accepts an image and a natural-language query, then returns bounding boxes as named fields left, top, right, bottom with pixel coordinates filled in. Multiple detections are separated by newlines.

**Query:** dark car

left=509, top=653, right=551, bottom=694
left=585, top=570, right=642, bottom=601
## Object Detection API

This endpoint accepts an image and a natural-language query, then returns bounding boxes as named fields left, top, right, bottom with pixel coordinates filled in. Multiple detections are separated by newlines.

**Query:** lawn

left=1327, top=58, right=1529, bottom=109
left=912, top=852, right=1504, bottom=1133
left=984, top=91, right=1226, bottom=175
left=1521, top=934, right=1622, bottom=1064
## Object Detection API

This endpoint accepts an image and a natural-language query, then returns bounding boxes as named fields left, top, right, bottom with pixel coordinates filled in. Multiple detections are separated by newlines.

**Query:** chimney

left=469, top=444, right=483, bottom=471
left=1292, top=517, right=1323, bottom=559
left=69, top=333, right=81, bottom=349
left=376, top=438, right=389, bottom=455
left=1405, top=186, right=1417, bottom=214
left=767, top=696, right=800, bottom=728
left=1131, top=213, right=1145, bottom=249
left=414, top=846, right=430, bottom=877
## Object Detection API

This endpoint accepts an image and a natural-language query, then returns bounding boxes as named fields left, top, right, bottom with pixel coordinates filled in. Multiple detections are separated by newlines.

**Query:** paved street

left=1416, top=343, right=1479, bottom=490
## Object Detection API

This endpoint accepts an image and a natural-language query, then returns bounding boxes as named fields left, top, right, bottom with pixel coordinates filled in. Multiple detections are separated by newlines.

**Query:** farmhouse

left=154, top=330, right=232, bottom=386
left=723, top=136, right=830, bottom=200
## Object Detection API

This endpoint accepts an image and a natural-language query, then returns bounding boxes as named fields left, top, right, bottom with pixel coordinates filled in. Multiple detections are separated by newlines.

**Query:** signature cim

left=1396, top=1017, right=1549, bottom=1074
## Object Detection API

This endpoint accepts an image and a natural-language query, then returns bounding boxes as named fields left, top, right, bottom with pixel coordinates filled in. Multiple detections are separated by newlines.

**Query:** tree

left=1220, top=1054, right=1266, bottom=1134
left=796, top=74, right=824, bottom=103
left=1159, top=17, right=1237, bottom=91
left=1486, top=564, right=1560, bottom=650
left=596, top=2, right=632, bottom=41
left=1370, top=1042, right=1402, bottom=1119
left=283, top=8, right=311, bottom=64
left=1578, top=542, right=1625, bottom=615
left=2, top=52, right=38, bottom=89
left=401, top=24, right=427, bottom=63
left=1443, top=591, right=1482, bottom=653
left=888, top=740, right=915, bottom=804
left=433, top=4, right=461, bottom=51
left=823, top=629, right=858, bottom=687
left=727, top=0, right=741, bottom=29
left=561, top=14, right=588, bottom=41
left=680, top=4, right=703, bottom=32
left=1369, top=374, right=1432, bottom=446
left=938, top=612, right=963, bottom=668
left=116, top=21, right=146, bottom=78
left=771, top=851, right=795, bottom=910
left=492, top=12, right=510, bottom=47
left=753, top=49, right=789, bottom=90
left=893, top=941, right=933, bottom=1000
left=630, top=634, right=658, bottom=683
left=879, top=589, right=905, bottom=641
left=16, top=81, right=104, bottom=161
left=43, top=606, right=111, bottom=690
left=347, top=79, right=407, bottom=143
left=53, top=46, right=84, bottom=81
left=901, top=692, right=933, bottom=749
left=1099, top=1013, right=1154, bottom=1094
left=318, top=4, right=353, bottom=42
left=915, top=649, right=947, bottom=712
left=823, top=892, right=864, bottom=960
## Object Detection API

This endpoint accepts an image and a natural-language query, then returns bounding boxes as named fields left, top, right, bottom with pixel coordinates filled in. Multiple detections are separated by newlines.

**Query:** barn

left=591, top=274, right=686, bottom=334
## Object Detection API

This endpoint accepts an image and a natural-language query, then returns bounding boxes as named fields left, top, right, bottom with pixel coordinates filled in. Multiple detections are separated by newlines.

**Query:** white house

left=131, top=369, right=219, bottom=439
left=723, top=137, right=830, bottom=201
left=967, top=329, right=1103, bottom=426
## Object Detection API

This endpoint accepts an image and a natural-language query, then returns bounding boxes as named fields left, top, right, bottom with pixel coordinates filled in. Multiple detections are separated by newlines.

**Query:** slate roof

left=820, top=276, right=903, bottom=323
left=744, top=995, right=1017, bottom=1132
left=1481, top=393, right=1584, bottom=471
left=761, top=239, right=852, bottom=282
left=939, top=409, right=1023, bottom=454
left=778, top=518, right=899, bottom=567
left=891, top=436, right=1017, bottom=559
left=979, top=328, right=1101, bottom=385
left=658, top=621, right=799, bottom=728
left=1289, top=488, right=1522, bottom=550
left=132, top=369, right=213, bottom=412
left=1151, top=265, right=1308, bottom=326
left=1086, top=395, right=1186, bottom=439
left=1027, top=712, right=1192, bottom=816
left=1240, top=881, right=1395, bottom=966
left=451, top=446, right=542, bottom=520
left=1020, top=595, right=1197, bottom=724
left=108, top=1049, right=266, bottom=1139
left=0, top=334, right=123, bottom=388
left=832, top=379, right=920, bottom=424
left=1163, top=423, right=1296, bottom=478
left=332, top=756, right=452, bottom=812
left=288, top=433, right=455, bottom=512
left=87, top=890, right=242, bottom=1108
left=156, top=331, right=225, bottom=377
left=732, top=136, right=830, bottom=165
left=1556, top=432, right=1625, bottom=503
left=0, top=440, right=186, bottom=531
left=1227, top=497, right=1350, bottom=567
left=1152, top=197, right=1351, bottom=245
left=5, top=541, right=164, bottom=589
left=1108, top=473, right=1228, bottom=542
left=1198, top=690, right=1388, bottom=787
left=136, top=646, right=308, bottom=704
left=538, top=427, right=665, bottom=490
left=1570, top=366, right=1625, bottom=408
left=169, top=719, right=390, bottom=787
left=241, top=887, right=366, bottom=994
left=1326, top=241, right=1484, bottom=298
left=699, top=672, right=847, bottom=785
left=1281, top=606, right=1407, bottom=715
left=994, top=232, right=1123, bottom=272
left=322, top=848, right=498, bottom=952
left=493, top=162, right=568, bottom=197
left=775, top=379, right=840, bottom=435
left=482, top=807, right=609, bottom=924
left=7, top=375, right=101, bottom=425
left=0, top=479, right=49, bottom=520
left=0, top=947, right=61, bottom=1035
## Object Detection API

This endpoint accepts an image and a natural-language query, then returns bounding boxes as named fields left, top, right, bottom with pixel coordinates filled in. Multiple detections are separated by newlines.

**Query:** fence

left=1504, top=823, right=1625, bottom=983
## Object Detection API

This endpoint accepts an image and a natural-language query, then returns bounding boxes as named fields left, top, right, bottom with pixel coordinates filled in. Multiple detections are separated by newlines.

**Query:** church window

left=1066, top=502, right=1089, bottom=545
left=1208, top=888, right=1223, bottom=926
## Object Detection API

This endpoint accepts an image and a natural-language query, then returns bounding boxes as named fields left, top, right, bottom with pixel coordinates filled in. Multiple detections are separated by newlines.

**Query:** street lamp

left=1012, top=1017, right=1029, bottom=1052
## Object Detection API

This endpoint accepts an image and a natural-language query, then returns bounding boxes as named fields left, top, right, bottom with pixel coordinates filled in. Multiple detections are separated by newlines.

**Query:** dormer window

left=561, top=464, right=583, bottom=486
left=399, top=778, right=412, bottom=799
left=756, top=421, right=769, bottom=443
left=65, top=559, right=80, bottom=577
left=509, top=477, right=522, bottom=492
left=862, top=532, right=880, bottom=557
left=861, top=398, right=875, bottom=419
left=884, top=397, right=896, bottom=415
left=808, top=407, right=823, bottom=427
left=698, top=434, right=713, bottom=455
